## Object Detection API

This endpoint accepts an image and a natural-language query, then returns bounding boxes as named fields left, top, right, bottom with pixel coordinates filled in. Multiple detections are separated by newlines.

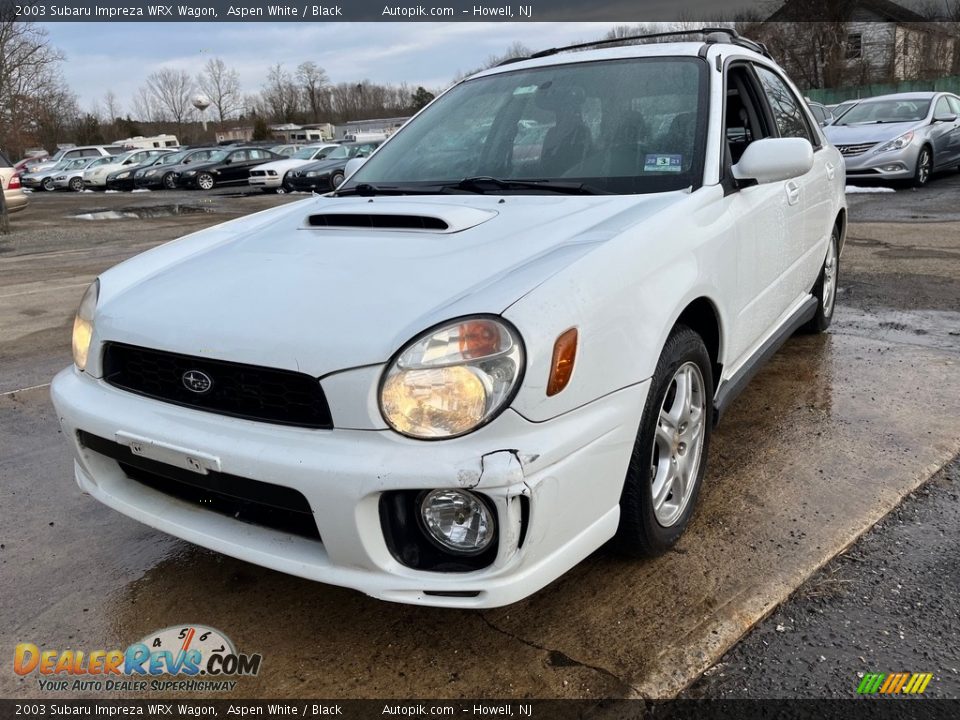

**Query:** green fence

left=807, top=76, right=960, bottom=104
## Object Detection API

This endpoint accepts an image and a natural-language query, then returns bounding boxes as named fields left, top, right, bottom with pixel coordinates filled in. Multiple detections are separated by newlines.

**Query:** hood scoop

left=304, top=203, right=498, bottom=234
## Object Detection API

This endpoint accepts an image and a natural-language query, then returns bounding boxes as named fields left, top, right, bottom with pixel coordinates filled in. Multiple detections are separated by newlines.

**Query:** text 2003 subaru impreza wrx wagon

left=52, top=30, right=846, bottom=608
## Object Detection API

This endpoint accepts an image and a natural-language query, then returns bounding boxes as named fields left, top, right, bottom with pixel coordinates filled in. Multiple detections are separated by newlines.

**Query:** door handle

left=785, top=181, right=801, bottom=206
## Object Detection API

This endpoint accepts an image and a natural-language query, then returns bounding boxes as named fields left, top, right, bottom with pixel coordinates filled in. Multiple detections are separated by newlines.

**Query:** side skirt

left=712, top=295, right=818, bottom=426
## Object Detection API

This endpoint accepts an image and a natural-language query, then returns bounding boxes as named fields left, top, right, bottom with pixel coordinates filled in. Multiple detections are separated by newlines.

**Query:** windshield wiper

left=335, top=183, right=455, bottom=197
left=453, top=176, right=611, bottom=195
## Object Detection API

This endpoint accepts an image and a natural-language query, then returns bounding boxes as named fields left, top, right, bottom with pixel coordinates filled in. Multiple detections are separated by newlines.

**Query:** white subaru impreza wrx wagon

left=52, top=30, right=845, bottom=608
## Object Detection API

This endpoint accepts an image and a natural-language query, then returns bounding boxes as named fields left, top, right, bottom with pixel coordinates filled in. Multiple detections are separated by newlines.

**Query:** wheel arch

left=673, top=296, right=723, bottom=390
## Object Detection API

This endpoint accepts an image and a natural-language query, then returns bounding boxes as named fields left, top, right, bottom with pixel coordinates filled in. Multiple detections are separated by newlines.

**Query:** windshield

left=837, top=99, right=931, bottom=125
left=344, top=57, right=706, bottom=195
left=294, top=146, right=332, bottom=160
left=88, top=157, right=111, bottom=168
left=204, top=150, right=229, bottom=163
left=156, top=150, right=188, bottom=165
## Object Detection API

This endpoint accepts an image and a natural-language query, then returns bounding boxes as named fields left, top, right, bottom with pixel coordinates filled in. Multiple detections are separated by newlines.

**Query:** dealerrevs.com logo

left=14, top=625, right=262, bottom=693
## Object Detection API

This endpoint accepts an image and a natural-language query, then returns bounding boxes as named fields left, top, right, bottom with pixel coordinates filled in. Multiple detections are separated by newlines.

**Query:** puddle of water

left=72, top=204, right=217, bottom=221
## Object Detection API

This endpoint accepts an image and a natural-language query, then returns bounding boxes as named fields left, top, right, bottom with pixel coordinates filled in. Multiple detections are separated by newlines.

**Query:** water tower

left=192, top=95, right=211, bottom=132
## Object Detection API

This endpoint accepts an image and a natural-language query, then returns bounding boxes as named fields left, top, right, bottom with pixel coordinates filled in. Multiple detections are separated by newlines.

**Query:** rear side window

left=754, top=66, right=815, bottom=144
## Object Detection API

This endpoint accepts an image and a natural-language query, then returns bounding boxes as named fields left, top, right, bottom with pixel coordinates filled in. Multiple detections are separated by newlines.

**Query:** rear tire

left=68, top=177, right=84, bottom=192
left=801, top=224, right=840, bottom=334
left=41, top=177, right=55, bottom=192
left=612, top=325, right=713, bottom=557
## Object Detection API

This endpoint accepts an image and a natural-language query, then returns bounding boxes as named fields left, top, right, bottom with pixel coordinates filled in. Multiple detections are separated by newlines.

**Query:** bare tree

left=103, top=90, right=122, bottom=123
left=0, top=18, right=66, bottom=156
left=197, top=57, right=241, bottom=124
left=142, top=68, right=195, bottom=135
left=297, top=61, right=330, bottom=123
left=261, top=64, right=301, bottom=122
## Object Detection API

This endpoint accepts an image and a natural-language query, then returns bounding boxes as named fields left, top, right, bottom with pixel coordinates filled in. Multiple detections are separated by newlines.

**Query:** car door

left=948, top=96, right=960, bottom=164
left=753, top=64, right=832, bottom=311
left=222, top=150, right=252, bottom=182
left=719, top=63, right=809, bottom=366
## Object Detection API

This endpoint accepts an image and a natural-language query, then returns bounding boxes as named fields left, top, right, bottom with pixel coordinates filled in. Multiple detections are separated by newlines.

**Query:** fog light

left=420, top=489, right=495, bottom=555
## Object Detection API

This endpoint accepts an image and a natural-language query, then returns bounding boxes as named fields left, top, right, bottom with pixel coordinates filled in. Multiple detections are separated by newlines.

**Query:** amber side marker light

left=547, top=328, right=578, bottom=397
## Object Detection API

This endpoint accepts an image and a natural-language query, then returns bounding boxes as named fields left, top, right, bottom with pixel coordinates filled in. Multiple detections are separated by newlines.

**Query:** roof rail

left=499, top=27, right=771, bottom=64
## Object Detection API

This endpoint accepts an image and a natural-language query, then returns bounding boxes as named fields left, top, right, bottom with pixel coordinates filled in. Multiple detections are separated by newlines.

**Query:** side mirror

left=344, top=157, right=367, bottom=177
left=732, top=138, right=814, bottom=185
left=223, top=158, right=232, bottom=164
left=934, top=113, right=958, bottom=123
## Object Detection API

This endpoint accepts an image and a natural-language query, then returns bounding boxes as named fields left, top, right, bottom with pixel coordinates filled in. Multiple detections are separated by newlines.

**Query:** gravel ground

left=684, top=457, right=960, bottom=699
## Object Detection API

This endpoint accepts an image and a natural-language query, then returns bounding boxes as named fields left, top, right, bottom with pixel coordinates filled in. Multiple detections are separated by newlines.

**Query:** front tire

left=613, top=325, right=713, bottom=557
left=196, top=173, right=215, bottom=191
left=330, top=171, right=345, bottom=189
left=162, top=173, right=177, bottom=190
left=912, top=146, right=932, bottom=187
left=801, top=224, right=840, bottom=334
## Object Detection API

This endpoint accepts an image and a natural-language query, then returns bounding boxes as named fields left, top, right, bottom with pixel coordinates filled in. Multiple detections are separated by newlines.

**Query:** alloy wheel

left=69, top=178, right=83, bottom=192
left=917, top=149, right=931, bottom=185
left=650, top=361, right=707, bottom=527
left=163, top=173, right=176, bottom=190
left=822, top=232, right=838, bottom=317
left=197, top=174, right=214, bottom=191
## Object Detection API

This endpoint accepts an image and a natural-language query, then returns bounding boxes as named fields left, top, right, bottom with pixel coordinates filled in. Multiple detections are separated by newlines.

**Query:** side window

left=948, top=96, right=960, bottom=115
left=934, top=96, right=951, bottom=118
left=230, top=150, right=249, bottom=162
left=724, top=65, right=773, bottom=164
left=754, top=66, right=815, bottom=144
left=809, top=105, right=826, bottom=124
left=65, top=150, right=81, bottom=159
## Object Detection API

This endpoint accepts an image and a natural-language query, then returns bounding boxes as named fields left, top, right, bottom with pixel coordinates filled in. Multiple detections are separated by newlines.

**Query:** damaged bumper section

left=51, top=366, right=648, bottom=608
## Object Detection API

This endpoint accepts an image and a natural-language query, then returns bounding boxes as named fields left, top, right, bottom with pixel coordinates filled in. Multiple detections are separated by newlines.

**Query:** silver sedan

left=824, top=91, right=960, bottom=187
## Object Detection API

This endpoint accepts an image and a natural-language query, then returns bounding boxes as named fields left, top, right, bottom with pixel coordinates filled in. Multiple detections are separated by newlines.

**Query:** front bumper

left=842, top=142, right=921, bottom=180
left=51, top=366, right=646, bottom=608
left=286, top=175, right=327, bottom=192
left=249, top=175, right=281, bottom=189
left=106, top=178, right=136, bottom=191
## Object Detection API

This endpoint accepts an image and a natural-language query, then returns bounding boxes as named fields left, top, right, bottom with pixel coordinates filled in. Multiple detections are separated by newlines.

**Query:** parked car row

left=11, top=139, right=384, bottom=196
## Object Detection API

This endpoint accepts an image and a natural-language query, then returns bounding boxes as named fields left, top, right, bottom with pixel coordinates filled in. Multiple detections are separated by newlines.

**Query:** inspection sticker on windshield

left=644, top=154, right=683, bottom=172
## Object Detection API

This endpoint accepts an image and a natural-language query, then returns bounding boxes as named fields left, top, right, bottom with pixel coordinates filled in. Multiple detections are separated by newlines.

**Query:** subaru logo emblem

left=182, top=370, right=213, bottom=394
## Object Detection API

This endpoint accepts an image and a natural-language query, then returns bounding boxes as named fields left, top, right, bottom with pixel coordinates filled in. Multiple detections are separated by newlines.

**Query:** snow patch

left=845, top=185, right=895, bottom=194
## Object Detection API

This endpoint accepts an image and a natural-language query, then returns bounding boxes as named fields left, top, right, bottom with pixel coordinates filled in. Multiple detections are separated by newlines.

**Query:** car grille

left=836, top=142, right=877, bottom=157
left=102, top=342, right=333, bottom=429
left=78, top=431, right=321, bottom=541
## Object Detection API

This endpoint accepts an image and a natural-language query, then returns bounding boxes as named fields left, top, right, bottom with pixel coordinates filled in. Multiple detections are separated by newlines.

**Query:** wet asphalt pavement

left=1, top=177, right=959, bottom=700
left=684, top=457, right=960, bottom=698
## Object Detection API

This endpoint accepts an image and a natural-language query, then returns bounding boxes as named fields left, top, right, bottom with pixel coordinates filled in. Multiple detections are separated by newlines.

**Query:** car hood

left=825, top=120, right=923, bottom=145
left=94, top=191, right=688, bottom=377
left=252, top=158, right=312, bottom=173
left=292, top=158, right=348, bottom=175
left=85, top=162, right=127, bottom=178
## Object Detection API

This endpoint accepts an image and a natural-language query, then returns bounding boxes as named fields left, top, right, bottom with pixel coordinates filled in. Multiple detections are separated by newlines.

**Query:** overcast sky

left=44, top=22, right=627, bottom=115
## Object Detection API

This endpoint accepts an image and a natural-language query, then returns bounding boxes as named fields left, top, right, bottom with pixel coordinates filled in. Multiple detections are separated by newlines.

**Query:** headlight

left=184, top=170, right=197, bottom=176
left=115, top=171, right=130, bottom=179
left=144, top=169, right=158, bottom=177
left=55, top=175, right=65, bottom=181
left=878, top=130, right=914, bottom=152
left=380, top=317, right=524, bottom=439
left=72, top=280, right=99, bottom=371
left=305, top=171, right=319, bottom=177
